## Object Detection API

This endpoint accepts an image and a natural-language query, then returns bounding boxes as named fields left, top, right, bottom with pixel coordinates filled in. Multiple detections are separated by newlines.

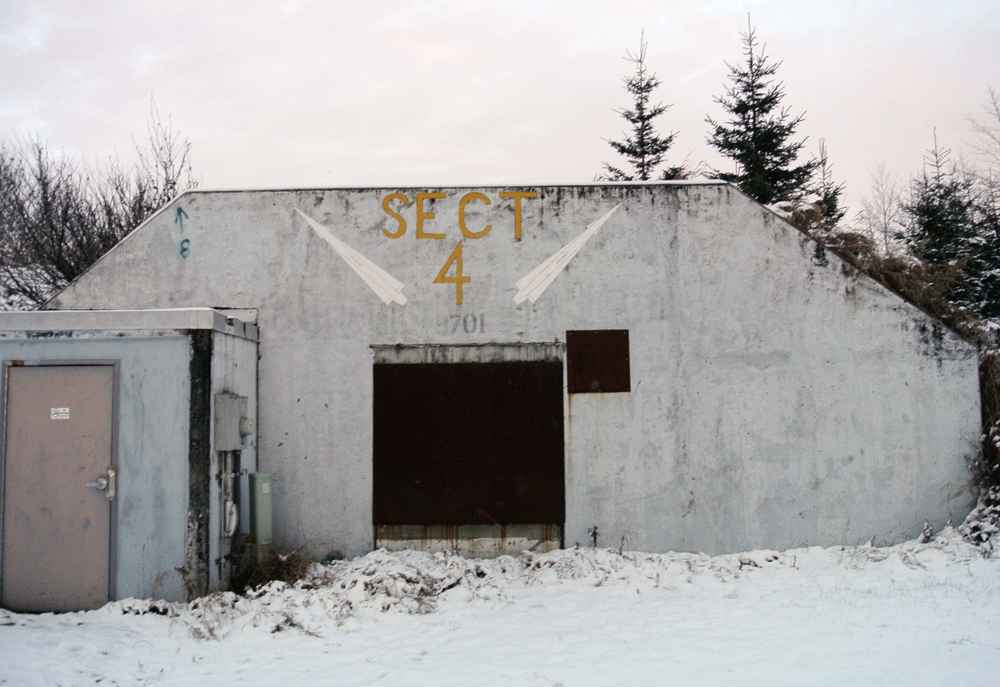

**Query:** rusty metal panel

left=373, top=361, right=564, bottom=526
left=566, top=329, right=630, bottom=393
left=2, top=365, right=114, bottom=612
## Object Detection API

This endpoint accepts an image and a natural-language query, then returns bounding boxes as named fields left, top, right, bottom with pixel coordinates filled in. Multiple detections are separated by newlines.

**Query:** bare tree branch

left=967, top=87, right=1000, bottom=170
left=0, top=102, right=197, bottom=309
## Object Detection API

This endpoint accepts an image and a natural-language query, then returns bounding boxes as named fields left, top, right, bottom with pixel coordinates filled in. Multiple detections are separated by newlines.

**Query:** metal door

left=373, top=361, right=564, bottom=526
left=2, top=365, right=115, bottom=612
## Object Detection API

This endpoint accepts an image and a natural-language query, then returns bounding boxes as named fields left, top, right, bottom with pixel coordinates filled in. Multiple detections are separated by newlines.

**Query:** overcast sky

left=2, top=1, right=999, bottom=216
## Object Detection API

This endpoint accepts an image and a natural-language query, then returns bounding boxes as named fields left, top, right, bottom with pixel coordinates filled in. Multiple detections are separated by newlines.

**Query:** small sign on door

left=50, top=407, right=70, bottom=420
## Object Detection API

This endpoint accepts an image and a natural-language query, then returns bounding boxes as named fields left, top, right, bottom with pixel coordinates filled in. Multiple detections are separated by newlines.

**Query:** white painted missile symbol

left=513, top=203, right=621, bottom=305
left=294, top=208, right=408, bottom=306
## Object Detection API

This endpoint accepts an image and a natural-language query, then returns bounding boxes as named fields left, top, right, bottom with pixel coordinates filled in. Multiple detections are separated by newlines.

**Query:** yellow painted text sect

left=381, top=191, right=537, bottom=240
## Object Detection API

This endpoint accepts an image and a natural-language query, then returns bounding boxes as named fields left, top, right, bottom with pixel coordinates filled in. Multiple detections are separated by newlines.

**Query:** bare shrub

left=976, top=350, right=1000, bottom=492
left=815, top=226, right=978, bottom=337
left=958, top=486, right=1000, bottom=555
left=231, top=545, right=314, bottom=594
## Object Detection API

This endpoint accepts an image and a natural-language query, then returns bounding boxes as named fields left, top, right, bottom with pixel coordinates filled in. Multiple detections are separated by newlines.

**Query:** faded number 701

left=449, top=314, right=485, bottom=334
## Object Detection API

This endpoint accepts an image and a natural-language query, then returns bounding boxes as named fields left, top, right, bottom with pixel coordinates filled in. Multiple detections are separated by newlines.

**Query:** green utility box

left=248, top=472, right=273, bottom=557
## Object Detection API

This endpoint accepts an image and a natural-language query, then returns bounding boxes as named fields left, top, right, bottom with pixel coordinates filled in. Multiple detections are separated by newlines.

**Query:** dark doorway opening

left=373, top=360, right=564, bottom=527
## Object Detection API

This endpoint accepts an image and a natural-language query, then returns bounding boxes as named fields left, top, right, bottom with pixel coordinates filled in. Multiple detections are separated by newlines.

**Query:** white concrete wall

left=49, top=183, right=981, bottom=556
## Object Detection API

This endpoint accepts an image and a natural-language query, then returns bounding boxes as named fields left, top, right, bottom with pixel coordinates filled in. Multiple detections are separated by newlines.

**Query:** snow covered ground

left=1, top=529, right=998, bottom=687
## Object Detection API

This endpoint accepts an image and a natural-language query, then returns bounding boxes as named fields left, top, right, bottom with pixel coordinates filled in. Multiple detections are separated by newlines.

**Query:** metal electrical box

left=214, top=393, right=251, bottom=452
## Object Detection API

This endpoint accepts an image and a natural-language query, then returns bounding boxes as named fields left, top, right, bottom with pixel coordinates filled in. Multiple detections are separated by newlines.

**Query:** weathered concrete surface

left=0, top=309, right=257, bottom=601
left=48, top=183, right=980, bottom=556
left=376, top=525, right=561, bottom=557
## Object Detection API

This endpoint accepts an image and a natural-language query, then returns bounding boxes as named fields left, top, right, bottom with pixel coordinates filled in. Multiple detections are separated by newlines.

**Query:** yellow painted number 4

left=434, top=242, right=470, bottom=304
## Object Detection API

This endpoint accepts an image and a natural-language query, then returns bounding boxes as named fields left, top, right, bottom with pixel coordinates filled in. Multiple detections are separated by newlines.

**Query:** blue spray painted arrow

left=174, top=207, right=189, bottom=233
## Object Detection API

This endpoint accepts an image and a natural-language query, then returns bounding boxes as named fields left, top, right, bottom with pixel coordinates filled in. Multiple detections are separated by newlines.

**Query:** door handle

left=85, top=477, right=108, bottom=490
left=85, top=467, right=116, bottom=500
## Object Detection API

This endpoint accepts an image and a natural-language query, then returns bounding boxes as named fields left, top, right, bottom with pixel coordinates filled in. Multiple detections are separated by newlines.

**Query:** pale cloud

left=1, top=1, right=998, bottom=210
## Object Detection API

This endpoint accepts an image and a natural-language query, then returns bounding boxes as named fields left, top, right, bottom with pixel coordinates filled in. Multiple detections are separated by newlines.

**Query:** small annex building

left=1, top=182, right=982, bottom=606
left=0, top=308, right=257, bottom=611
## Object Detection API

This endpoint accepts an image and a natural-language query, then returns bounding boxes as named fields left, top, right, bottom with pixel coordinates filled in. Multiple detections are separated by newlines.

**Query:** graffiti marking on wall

left=174, top=207, right=191, bottom=260
left=174, top=207, right=188, bottom=233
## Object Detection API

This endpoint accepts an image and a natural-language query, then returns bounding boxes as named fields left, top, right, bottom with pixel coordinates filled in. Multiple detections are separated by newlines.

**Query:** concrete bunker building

left=0, top=182, right=982, bottom=608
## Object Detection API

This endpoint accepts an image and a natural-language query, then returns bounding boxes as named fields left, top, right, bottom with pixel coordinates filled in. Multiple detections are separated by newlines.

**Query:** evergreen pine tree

left=812, top=139, right=845, bottom=227
left=967, top=89, right=1000, bottom=323
left=601, top=34, right=681, bottom=181
left=901, top=135, right=983, bottom=316
left=902, top=138, right=976, bottom=265
left=706, top=19, right=816, bottom=205
left=973, top=205, right=1000, bottom=321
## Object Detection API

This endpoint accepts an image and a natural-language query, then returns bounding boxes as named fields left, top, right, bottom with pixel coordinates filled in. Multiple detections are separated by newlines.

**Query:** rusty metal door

left=2, top=365, right=115, bottom=612
left=373, top=361, right=564, bottom=526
